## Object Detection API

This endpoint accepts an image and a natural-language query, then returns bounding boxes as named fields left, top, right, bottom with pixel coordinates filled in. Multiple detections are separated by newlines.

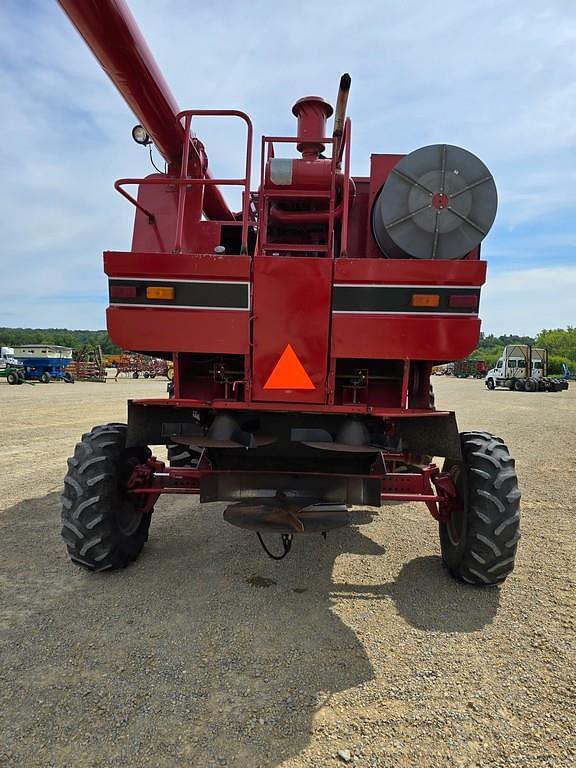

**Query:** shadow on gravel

left=0, top=493, right=498, bottom=768
left=331, top=555, right=500, bottom=632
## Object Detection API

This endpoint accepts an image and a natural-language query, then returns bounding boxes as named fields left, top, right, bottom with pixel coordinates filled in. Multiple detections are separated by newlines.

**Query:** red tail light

left=449, top=294, right=478, bottom=309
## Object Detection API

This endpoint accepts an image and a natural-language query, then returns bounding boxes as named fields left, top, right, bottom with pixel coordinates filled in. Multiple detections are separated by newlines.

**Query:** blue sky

left=1, top=0, right=575, bottom=335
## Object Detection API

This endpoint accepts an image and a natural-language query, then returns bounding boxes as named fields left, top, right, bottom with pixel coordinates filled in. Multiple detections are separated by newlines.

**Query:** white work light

left=131, top=124, right=151, bottom=145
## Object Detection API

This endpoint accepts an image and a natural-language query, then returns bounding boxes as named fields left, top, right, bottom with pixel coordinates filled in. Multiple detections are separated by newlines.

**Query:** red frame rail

left=127, top=456, right=461, bottom=523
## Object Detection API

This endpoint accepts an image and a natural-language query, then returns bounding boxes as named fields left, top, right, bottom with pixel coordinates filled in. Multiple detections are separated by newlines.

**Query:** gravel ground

left=0, top=377, right=574, bottom=767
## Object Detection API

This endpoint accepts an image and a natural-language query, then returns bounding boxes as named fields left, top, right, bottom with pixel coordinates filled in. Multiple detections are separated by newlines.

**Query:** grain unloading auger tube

left=57, top=0, right=520, bottom=584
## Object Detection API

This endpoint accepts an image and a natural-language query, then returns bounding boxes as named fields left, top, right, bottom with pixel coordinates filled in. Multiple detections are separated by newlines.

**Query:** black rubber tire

left=7, top=372, right=18, bottom=385
left=485, top=378, right=495, bottom=390
left=41, top=372, right=51, bottom=384
left=513, top=379, right=525, bottom=392
left=63, top=371, right=75, bottom=383
left=61, top=423, right=153, bottom=572
left=525, top=378, right=537, bottom=392
left=440, top=431, right=521, bottom=585
left=17, top=370, right=25, bottom=383
left=132, top=372, right=139, bottom=379
left=167, top=443, right=201, bottom=468
left=143, top=372, right=150, bottom=379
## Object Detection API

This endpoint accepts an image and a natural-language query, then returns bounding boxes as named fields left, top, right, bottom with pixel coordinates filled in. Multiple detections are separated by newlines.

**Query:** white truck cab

left=0, top=346, right=21, bottom=368
left=485, top=345, right=566, bottom=392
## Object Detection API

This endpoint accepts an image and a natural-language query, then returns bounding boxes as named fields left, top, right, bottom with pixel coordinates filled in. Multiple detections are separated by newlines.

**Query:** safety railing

left=256, top=117, right=352, bottom=258
left=114, top=109, right=253, bottom=254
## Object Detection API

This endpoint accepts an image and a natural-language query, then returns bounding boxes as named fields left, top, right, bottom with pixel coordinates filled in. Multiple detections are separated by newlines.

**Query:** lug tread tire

left=440, top=431, right=521, bottom=585
left=61, top=423, right=152, bottom=572
left=167, top=443, right=201, bottom=468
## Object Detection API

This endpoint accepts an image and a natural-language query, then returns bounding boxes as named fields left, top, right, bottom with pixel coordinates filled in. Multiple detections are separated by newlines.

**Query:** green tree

left=535, top=327, right=576, bottom=361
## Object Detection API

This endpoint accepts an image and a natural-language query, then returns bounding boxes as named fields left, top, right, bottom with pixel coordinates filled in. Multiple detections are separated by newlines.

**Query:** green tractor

left=0, top=346, right=25, bottom=385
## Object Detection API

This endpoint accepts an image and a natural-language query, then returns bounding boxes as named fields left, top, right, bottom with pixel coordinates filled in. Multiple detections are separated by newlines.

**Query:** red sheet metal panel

left=104, top=252, right=250, bottom=280
left=252, top=257, right=332, bottom=403
left=332, top=315, right=481, bottom=361
left=107, top=307, right=248, bottom=354
left=334, top=258, right=486, bottom=286
left=104, top=251, right=250, bottom=354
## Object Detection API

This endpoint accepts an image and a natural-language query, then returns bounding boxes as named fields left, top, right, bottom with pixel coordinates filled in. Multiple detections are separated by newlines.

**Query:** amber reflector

left=146, top=286, right=175, bottom=300
left=411, top=293, right=440, bottom=308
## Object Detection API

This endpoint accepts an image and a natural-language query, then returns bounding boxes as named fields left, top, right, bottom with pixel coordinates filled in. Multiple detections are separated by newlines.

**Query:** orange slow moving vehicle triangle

left=263, top=344, right=315, bottom=390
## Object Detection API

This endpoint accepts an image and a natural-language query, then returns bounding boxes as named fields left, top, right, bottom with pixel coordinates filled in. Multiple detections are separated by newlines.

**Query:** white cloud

left=481, top=265, right=576, bottom=335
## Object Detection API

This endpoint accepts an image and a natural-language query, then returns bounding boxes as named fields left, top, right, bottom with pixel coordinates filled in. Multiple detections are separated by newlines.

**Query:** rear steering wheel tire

left=167, top=443, right=201, bottom=468
left=525, top=378, right=537, bottom=392
left=513, top=379, right=525, bottom=392
left=440, top=431, right=521, bottom=585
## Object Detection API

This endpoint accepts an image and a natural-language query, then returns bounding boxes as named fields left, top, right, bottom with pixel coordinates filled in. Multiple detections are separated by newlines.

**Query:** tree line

left=0, top=328, right=121, bottom=355
left=471, top=327, right=576, bottom=374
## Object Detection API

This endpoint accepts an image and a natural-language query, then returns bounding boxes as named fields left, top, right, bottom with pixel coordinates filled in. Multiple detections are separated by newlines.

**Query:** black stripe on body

left=109, top=280, right=249, bottom=310
left=332, top=285, right=480, bottom=314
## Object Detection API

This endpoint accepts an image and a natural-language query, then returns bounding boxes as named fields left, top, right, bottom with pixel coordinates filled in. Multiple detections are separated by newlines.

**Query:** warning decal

left=263, top=344, right=315, bottom=390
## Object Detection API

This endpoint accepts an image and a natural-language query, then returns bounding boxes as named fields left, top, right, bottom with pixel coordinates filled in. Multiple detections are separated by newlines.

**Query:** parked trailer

left=58, top=0, right=521, bottom=586
left=485, top=345, right=568, bottom=392
left=453, top=359, right=487, bottom=378
left=12, top=345, right=74, bottom=383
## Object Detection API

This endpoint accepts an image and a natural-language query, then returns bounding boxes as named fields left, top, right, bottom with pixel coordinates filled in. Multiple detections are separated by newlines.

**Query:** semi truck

left=485, top=345, right=568, bottom=392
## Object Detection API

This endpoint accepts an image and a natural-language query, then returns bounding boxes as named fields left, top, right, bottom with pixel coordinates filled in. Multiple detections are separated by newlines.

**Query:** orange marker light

left=146, top=286, right=175, bottom=300
left=411, top=293, right=440, bottom=308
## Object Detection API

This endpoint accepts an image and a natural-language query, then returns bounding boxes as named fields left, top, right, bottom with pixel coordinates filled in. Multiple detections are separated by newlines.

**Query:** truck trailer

left=57, top=0, right=521, bottom=586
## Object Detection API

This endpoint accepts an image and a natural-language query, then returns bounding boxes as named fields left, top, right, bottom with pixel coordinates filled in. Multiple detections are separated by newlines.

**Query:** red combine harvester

left=59, top=0, right=520, bottom=584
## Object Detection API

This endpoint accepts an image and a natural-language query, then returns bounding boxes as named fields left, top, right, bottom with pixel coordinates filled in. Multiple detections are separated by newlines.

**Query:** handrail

left=114, top=109, right=253, bottom=254
left=257, top=118, right=352, bottom=258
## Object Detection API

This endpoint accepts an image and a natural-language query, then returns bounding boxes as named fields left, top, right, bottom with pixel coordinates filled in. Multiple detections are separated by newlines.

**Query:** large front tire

left=440, top=431, right=521, bottom=585
left=61, top=424, right=152, bottom=571
left=485, top=378, right=495, bottom=390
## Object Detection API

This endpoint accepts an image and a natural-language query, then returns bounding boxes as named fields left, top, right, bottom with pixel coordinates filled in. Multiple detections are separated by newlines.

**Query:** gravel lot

left=0, top=377, right=574, bottom=767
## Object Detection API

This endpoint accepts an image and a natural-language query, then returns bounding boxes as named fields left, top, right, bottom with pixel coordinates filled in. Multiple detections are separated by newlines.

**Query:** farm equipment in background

left=453, top=359, right=487, bottom=378
left=0, top=347, right=25, bottom=385
left=12, top=345, right=74, bottom=383
left=485, top=345, right=568, bottom=392
left=58, top=0, right=521, bottom=586
left=113, top=352, right=169, bottom=379
left=66, top=345, right=107, bottom=382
